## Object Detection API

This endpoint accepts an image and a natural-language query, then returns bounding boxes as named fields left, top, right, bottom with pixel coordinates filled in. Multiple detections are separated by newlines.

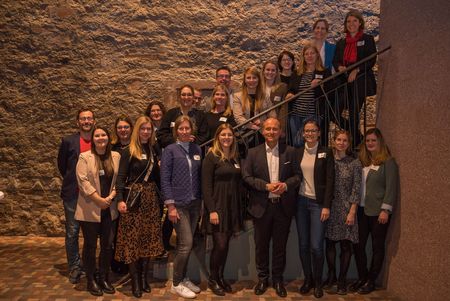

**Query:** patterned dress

left=325, top=155, right=362, bottom=243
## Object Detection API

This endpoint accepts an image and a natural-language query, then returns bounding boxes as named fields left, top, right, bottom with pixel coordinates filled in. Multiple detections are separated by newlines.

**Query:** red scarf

left=343, top=30, right=363, bottom=66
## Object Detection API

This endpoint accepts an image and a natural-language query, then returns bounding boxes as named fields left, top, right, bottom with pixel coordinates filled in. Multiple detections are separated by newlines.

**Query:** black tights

left=209, top=232, right=232, bottom=280
left=325, top=239, right=352, bottom=284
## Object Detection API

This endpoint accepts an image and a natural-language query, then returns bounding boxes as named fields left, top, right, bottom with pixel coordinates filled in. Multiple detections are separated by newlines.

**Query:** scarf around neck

left=343, top=30, right=363, bottom=66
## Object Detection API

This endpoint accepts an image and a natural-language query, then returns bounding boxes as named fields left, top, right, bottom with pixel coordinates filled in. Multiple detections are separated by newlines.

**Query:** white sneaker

left=171, top=283, right=196, bottom=299
left=182, top=278, right=201, bottom=293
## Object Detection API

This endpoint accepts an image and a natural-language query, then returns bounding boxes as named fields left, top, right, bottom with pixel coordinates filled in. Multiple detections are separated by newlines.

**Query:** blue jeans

left=63, top=199, right=81, bottom=271
left=172, top=200, right=201, bottom=285
left=295, top=195, right=325, bottom=282
left=289, top=115, right=307, bottom=148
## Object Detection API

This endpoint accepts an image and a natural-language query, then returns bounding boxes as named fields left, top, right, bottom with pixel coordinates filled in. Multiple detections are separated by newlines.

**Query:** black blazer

left=57, top=133, right=81, bottom=202
left=298, top=145, right=335, bottom=208
left=243, top=143, right=301, bottom=218
left=333, top=33, right=377, bottom=97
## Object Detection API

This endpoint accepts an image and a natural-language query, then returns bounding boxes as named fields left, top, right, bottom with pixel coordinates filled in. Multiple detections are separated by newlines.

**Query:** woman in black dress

left=111, top=115, right=133, bottom=154
left=205, top=84, right=237, bottom=141
left=115, top=116, right=164, bottom=298
left=202, top=123, right=242, bottom=296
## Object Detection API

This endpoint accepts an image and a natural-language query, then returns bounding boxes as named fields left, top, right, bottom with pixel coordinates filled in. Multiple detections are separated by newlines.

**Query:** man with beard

left=57, top=109, right=96, bottom=284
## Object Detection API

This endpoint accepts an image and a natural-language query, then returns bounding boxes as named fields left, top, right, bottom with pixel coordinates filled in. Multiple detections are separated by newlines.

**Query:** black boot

left=218, top=265, right=232, bottom=293
left=87, top=275, right=103, bottom=296
left=140, top=258, right=151, bottom=293
left=129, top=261, right=142, bottom=298
left=208, top=278, right=225, bottom=296
left=299, top=276, right=314, bottom=294
left=99, top=272, right=115, bottom=294
left=322, top=271, right=337, bottom=293
left=313, top=254, right=324, bottom=298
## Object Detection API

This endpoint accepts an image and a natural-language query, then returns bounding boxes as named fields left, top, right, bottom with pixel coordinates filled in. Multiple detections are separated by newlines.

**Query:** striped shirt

left=292, top=72, right=316, bottom=117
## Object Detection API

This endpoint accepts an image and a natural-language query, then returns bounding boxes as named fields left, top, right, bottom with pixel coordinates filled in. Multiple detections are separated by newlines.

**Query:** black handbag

left=124, top=150, right=154, bottom=212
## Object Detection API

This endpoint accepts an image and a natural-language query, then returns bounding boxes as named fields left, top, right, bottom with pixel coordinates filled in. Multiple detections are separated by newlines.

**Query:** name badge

left=193, top=155, right=201, bottom=161
left=219, top=117, right=228, bottom=122
left=315, top=74, right=323, bottom=79
left=273, top=96, right=281, bottom=102
left=370, top=165, right=380, bottom=171
left=234, top=163, right=240, bottom=169
left=99, top=169, right=105, bottom=176
left=318, top=152, right=327, bottom=158
left=141, top=154, right=147, bottom=160
left=170, top=122, right=175, bottom=128
left=357, top=40, right=365, bottom=46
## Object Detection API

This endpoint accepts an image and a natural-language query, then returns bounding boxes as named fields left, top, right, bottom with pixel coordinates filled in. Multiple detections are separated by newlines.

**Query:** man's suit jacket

left=363, top=158, right=398, bottom=216
left=57, top=133, right=81, bottom=202
left=298, top=146, right=335, bottom=208
left=243, top=143, right=301, bottom=218
left=75, top=150, right=121, bottom=222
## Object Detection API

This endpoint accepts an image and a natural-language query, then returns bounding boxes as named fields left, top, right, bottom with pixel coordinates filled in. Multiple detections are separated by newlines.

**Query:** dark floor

left=0, top=236, right=401, bottom=301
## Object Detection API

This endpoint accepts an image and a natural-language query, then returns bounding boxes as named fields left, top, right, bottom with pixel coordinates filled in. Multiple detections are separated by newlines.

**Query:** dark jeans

left=295, top=195, right=326, bottom=282
left=353, top=206, right=390, bottom=282
left=63, top=199, right=81, bottom=271
left=172, top=200, right=201, bottom=286
left=79, top=209, right=116, bottom=278
left=253, top=202, right=292, bottom=283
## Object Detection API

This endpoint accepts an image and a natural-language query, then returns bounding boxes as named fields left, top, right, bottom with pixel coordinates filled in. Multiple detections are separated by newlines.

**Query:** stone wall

left=0, top=0, right=379, bottom=235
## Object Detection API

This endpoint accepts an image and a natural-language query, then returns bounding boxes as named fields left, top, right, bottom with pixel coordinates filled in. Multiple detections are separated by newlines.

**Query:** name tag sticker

left=141, top=154, right=147, bottom=160
left=357, top=40, right=365, bottom=46
left=193, top=155, right=201, bottom=161
left=274, top=96, right=281, bottom=102
left=234, top=163, right=240, bottom=169
left=318, top=152, right=327, bottom=158
left=219, top=117, right=227, bottom=122
left=170, top=122, right=175, bottom=128
left=99, top=169, right=105, bottom=176
left=370, top=165, right=380, bottom=171
left=315, top=74, right=323, bottom=79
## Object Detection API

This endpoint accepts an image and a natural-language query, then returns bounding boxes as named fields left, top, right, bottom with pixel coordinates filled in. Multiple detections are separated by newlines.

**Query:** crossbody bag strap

left=142, top=148, right=154, bottom=183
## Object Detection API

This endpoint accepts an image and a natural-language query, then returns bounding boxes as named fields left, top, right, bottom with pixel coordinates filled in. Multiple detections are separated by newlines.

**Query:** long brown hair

left=210, top=84, right=232, bottom=116
left=209, top=123, right=238, bottom=162
left=240, top=66, right=265, bottom=113
left=90, top=126, right=114, bottom=176
left=129, top=116, right=155, bottom=160
left=298, top=43, right=325, bottom=75
left=359, top=128, right=392, bottom=166
left=110, top=115, right=133, bottom=145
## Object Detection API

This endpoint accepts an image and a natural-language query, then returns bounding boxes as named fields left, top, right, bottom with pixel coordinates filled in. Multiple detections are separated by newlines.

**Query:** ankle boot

left=140, top=258, right=151, bottom=293
left=322, top=271, right=336, bottom=292
left=208, top=278, right=225, bottom=296
left=218, top=266, right=232, bottom=293
left=129, top=261, right=142, bottom=298
left=299, top=276, right=314, bottom=294
left=99, top=272, right=115, bottom=294
left=87, top=275, right=103, bottom=296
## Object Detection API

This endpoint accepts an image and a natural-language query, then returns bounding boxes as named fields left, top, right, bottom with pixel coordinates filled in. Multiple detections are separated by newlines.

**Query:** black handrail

left=200, top=45, right=391, bottom=148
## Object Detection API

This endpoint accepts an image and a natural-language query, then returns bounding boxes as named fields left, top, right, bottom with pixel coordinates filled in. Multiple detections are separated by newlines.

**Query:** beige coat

left=75, top=150, right=121, bottom=222
left=232, top=91, right=276, bottom=129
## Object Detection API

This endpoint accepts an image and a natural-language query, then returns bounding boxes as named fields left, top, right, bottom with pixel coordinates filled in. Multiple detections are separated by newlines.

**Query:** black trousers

left=253, top=202, right=291, bottom=283
left=353, top=206, right=390, bottom=282
left=80, top=209, right=116, bottom=278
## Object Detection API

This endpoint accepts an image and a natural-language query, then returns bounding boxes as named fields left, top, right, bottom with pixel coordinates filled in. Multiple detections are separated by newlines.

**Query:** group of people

left=56, top=9, right=396, bottom=300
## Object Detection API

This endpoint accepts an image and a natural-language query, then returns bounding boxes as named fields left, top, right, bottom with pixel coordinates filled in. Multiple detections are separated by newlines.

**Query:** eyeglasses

left=304, top=129, right=319, bottom=134
left=117, top=125, right=130, bottom=130
left=79, top=117, right=93, bottom=121
left=217, top=74, right=231, bottom=79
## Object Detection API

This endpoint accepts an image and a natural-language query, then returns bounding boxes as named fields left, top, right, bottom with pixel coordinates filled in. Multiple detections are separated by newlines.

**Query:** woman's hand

left=249, top=123, right=260, bottom=131
left=311, top=79, right=321, bottom=88
left=108, top=190, right=116, bottom=201
left=345, top=211, right=356, bottom=225
left=347, top=68, right=359, bottom=83
left=378, top=210, right=389, bottom=224
left=97, top=197, right=111, bottom=209
left=209, top=212, right=219, bottom=225
left=189, top=135, right=196, bottom=142
left=338, top=66, right=346, bottom=73
left=118, top=201, right=127, bottom=214
left=168, top=205, right=180, bottom=224
left=320, top=208, right=330, bottom=222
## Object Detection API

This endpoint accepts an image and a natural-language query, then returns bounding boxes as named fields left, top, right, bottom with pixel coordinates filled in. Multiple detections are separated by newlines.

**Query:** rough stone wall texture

left=0, top=0, right=379, bottom=235
left=377, top=0, right=450, bottom=299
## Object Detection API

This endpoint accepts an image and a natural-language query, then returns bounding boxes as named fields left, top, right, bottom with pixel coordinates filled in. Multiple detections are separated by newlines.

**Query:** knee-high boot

left=140, top=258, right=151, bottom=293
left=129, top=260, right=142, bottom=298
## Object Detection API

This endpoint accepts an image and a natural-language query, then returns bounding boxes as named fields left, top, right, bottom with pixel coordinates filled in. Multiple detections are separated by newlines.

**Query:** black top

left=111, top=142, right=129, bottom=155
left=156, top=107, right=209, bottom=148
left=99, top=155, right=113, bottom=198
left=115, top=144, right=160, bottom=201
left=201, top=152, right=243, bottom=233
left=205, top=111, right=237, bottom=141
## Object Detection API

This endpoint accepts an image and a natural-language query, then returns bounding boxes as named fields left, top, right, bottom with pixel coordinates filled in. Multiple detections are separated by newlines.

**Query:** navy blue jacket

left=57, top=133, right=81, bottom=202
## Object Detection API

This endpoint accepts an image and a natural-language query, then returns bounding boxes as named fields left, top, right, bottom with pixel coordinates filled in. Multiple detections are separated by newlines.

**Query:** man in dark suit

left=242, top=118, right=301, bottom=298
left=57, top=109, right=95, bottom=284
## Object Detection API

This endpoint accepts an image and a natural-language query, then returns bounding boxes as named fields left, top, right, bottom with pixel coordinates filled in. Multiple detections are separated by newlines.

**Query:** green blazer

left=363, top=158, right=399, bottom=216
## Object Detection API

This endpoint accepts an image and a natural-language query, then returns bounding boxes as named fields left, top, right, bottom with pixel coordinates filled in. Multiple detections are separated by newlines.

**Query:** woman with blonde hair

left=115, top=116, right=164, bottom=298
left=286, top=44, right=333, bottom=147
left=233, top=66, right=273, bottom=147
left=351, top=128, right=398, bottom=294
left=202, top=123, right=243, bottom=296
left=205, top=84, right=237, bottom=141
